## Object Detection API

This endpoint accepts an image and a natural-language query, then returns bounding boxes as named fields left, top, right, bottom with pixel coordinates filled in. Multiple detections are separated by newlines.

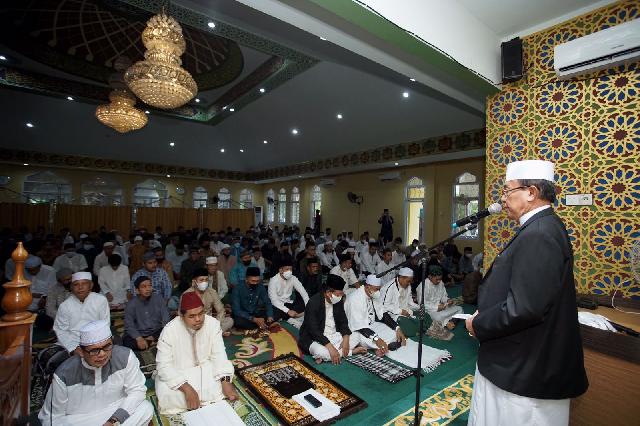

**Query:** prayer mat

left=384, top=374, right=474, bottom=426
left=236, top=353, right=367, bottom=426
left=135, top=346, right=158, bottom=379
left=345, top=352, right=414, bottom=383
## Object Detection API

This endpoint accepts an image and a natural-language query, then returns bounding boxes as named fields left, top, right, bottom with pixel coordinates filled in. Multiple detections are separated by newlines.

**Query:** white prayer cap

left=399, top=267, right=414, bottom=277
left=369, top=238, right=376, bottom=243
left=505, top=160, right=555, bottom=183
left=71, top=271, right=92, bottom=282
left=206, top=256, right=218, bottom=265
left=221, top=244, right=231, bottom=249
left=134, top=235, right=143, bottom=241
left=79, top=233, right=88, bottom=239
left=103, top=242, right=114, bottom=248
left=366, top=275, right=382, bottom=287
left=348, top=241, right=356, bottom=247
left=411, top=250, right=420, bottom=257
left=79, top=320, right=112, bottom=346
left=63, top=235, right=75, bottom=245
left=324, top=240, right=332, bottom=245
left=345, top=248, right=355, bottom=254
left=24, top=255, right=42, bottom=268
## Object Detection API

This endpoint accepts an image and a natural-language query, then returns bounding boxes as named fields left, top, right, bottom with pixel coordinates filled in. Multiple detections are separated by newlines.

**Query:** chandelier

left=124, top=12, right=197, bottom=109
left=95, top=89, right=148, bottom=133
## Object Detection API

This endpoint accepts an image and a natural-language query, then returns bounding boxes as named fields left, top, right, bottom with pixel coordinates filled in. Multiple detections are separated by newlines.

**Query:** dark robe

left=298, top=293, right=351, bottom=353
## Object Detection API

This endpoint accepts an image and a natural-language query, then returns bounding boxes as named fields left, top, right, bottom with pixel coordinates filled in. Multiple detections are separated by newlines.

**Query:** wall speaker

left=501, top=37, right=523, bottom=83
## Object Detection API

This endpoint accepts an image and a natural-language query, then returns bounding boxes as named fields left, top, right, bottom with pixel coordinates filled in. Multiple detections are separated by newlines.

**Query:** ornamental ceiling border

left=0, top=128, right=485, bottom=182
left=0, top=0, right=318, bottom=126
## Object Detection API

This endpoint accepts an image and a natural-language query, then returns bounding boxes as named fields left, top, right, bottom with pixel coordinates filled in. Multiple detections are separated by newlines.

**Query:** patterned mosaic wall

left=485, top=1, right=640, bottom=299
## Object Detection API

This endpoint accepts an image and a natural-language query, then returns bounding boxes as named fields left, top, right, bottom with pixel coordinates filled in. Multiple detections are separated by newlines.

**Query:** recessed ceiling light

left=394, top=162, right=399, bottom=166
left=195, top=98, right=200, bottom=103
left=319, top=36, right=327, bottom=41
left=298, top=175, right=302, bottom=178
left=336, top=113, right=343, bottom=120
left=0, top=55, right=6, bottom=60
left=410, top=78, right=416, bottom=82
left=229, top=108, right=235, bottom=112
left=222, top=106, right=227, bottom=110
left=166, top=174, right=171, bottom=178
left=207, top=22, right=216, bottom=29
left=220, top=148, right=225, bottom=153
left=291, top=128, right=299, bottom=135
left=263, top=140, right=268, bottom=144
left=259, top=88, right=265, bottom=93
left=402, top=91, right=409, bottom=98
left=239, top=149, right=244, bottom=153
left=169, top=142, right=175, bottom=147
left=144, top=110, right=150, bottom=114
left=23, top=163, right=29, bottom=166
left=66, top=96, right=74, bottom=101
left=26, top=122, right=34, bottom=128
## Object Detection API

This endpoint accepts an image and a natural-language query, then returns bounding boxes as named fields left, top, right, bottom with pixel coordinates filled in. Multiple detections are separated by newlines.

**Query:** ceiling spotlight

left=291, top=128, right=299, bottom=135
left=394, top=162, right=399, bottom=166
left=402, top=91, right=409, bottom=98
left=23, top=163, right=29, bottom=166
left=259, top=88, right=265, bottom=93
left=195, top=98, right=200, bottom=103
left=229, top=108, right=235, bottom=112
left=410, top=78, right=416, bottom=82
left=166, top=174, right=171, bottom=178
left=26, top=122, right=34, bottom=128
left=66, top=96, right=74, bottom=101
left=222, top=106, right=227, bottom=110
left=169, top=142, right=175, bottom=147
left=298, top=175, right=302, bottom=178
left=207, top=21, right=216, bottom=29
left=0, top=55, right=6, bottom=61
left=336, top=113, right=343, bottom=120
left=263, top=140, right=268, bottom=144
left=144, top=110, right=150, bottom=114
left=220, top=148, right=225, bottom=153
left=319, top=36, right=327, bottom=41
left=239, top=149, right=244, bottom=153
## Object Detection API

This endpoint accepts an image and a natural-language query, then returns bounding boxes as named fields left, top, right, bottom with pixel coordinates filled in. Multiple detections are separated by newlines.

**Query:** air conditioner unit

left=554, top=19, right=640, bottom=79
left=319, top=178, right=336, bottom=187
left=254, top=206, right=263, bottom=226
left=378, top=172, right=401, bottom=182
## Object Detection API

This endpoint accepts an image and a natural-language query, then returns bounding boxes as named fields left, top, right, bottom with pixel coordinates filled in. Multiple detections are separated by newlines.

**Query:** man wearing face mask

left=268, top=259, right=309, bottom=324
left=229, top=250, right=252, bottom=289
left=181, top=268, right=233, bottom=335
left=458, top=246, right=475, bottom=276
left=330, top=254, right=359, bottom=293
left=345, top=275, right=406, bottom=357
left=299, top=275, right=367, bottom=365
left=154, top=247, right=176, bottom=289
left=46, top=268, right=73, bottom=319
left=53, top=243, right=89, bottom=273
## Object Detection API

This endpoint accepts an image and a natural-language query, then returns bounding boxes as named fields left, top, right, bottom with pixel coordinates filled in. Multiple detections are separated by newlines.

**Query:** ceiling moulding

left=0, top=128, right=485, bottom=183
left=0, top=0, right=318, bottom=126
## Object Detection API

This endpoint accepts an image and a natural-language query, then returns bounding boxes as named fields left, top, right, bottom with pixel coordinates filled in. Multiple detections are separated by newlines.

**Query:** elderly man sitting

left=39, top=320, right=153, bottom=425
left=155, top=292, right=237, bottom=414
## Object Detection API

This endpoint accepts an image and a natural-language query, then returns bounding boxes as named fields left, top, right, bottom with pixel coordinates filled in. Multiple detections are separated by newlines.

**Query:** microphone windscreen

left=488, top=203, right=502, bottom=214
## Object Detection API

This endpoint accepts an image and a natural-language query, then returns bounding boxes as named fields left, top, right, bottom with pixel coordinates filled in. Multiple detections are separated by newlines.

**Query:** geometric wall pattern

left=485, top=1, right=640, bottom=299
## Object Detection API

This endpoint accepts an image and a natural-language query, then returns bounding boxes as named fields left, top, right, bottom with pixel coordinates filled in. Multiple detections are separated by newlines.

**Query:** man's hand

left=341, top=336, right=350, bottom=357
left=287, top=309, right=298, bottom=318
left=105, top=292, right=114, bottom=303
left=254, top=317, right=267, bottom=329
left=178, top=382, right=200, bottom=410
left=221, top=381, right=238, bottom=401
left=326, top=344, right=341, bottom=365
left=266, top=317, right=274, bottom=324
left=353, top=282, right=361, bottom=289
left=136, top=336, right=149, bottom=350
left=465, top=310, right=478, bottom=338
left=447, top=299, right=454, bottom=306
left=437, top=303, right=445, bottom=312
left=374, top=338, right=389, bottom=355
left=127, top=292, right=133, bottom=301
left=396, top=328, right=407, bottom=346
left=401, top=309, right=411, bottom=317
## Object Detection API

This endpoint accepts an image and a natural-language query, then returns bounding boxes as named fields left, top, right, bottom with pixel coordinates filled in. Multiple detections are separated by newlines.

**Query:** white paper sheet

left=182, top=400, right=244, bottom=426
left=452, top=313, right=472, bottom=320
left=292, top=389, right=340, bottom=422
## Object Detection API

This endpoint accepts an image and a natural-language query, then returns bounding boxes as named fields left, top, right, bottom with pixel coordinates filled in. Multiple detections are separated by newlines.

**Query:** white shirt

left=252, top=257, right=266, bottom=276
left=26, top=264, right=57, bottom=311
left=323, top=300, right=337, bottom=336
left=416, top=278, right=450, bottom=312
left=329, top=265, right=358, bottom=291
left=519, top=204, right=552, bottom=226
left=399, top=285, right=419, bottom=313
left=376, top=260, right=396, bottom=283
left=360, top=251, right=381, bottom=273
left=380, top=279, right=402, bottom=321
left=345, top=286, right=383, bottom=331
left=392, top=251, right=406, bottom=266
left=54, top=292, right=110, bottom=352
left=209, top=270, right=229, bottom=300
left=319, top=250, right=339, bottom=268
left=166, top=252, right=188, bottom=273
left=98, top=264, right=130, bottom=305
left=53, top=253, right=88, bottom=273
left=268, top=274, right=310, bottom=313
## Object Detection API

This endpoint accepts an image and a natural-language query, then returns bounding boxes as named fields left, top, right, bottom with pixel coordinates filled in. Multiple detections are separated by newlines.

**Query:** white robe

left=416, top=278, right=462, bottom=323
left=268, top=274, right=309, bottom=313
left=309, top=301, right=361, bottom=362
left=392, top=251, right=406, bottom=267
left=329, top=265, right=358, bottom=292
left=318, top=251, right=339, bottom=268
left=380, top=279, right=402, bottom=321
left=209, top=270, right=229, bottom=300
left=52, top=253, right=88, bottom=273
left=359, top=252, right=381, bottom=274
left=39, top=346, right=152, bottom=426
left=54, top=292, right=110, bottom=352
left=376, top=260, right=396, bottom=283
left=98, top=264, right=130, bottom=306
left=345, top=286, right=397, bottom=348
left=155, top=315, right=234, bottom=414
left=26, top=265, right=57, bottom=311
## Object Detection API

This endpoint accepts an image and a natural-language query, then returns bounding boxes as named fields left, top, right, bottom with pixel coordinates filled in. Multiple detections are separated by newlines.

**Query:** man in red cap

left=155, top=291, right=237, bottom=414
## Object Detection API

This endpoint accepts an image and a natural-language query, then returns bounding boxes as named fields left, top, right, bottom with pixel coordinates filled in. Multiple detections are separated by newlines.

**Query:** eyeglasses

left=82, top=342, right=113, bottom=356
left=502, top=186, right=527, bottom=197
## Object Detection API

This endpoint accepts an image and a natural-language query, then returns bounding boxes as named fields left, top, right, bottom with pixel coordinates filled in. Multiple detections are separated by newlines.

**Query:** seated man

left=93, top=241, right=116, bottom=277
left=53, top=243, right=89, bottom=273
left=318, top=241, right=339, bottom=274
left=301, top=256, right=322, bottom=297
left=98, top=254, right=130, bottom=308
left=416, top=265, right=463, bottom=329
left=376, top=248, right=396, bottom=283
left=380, top=267, right=416, bottom=319
left=45, top=268, right=73, bottom=320
left=155, top=292, right=238, bottom=414
left=299, top=275, right=366, bottom=365
left=54, top=272, right=110, bottom=356
left=25, top=255, right=57, bottom=330
left=229, top=249, right=252, bottom=288
left=39, top=320, right=153, bottom=426
left=268, top=259, right=310, bottom=324
left=130, top=251, right=172, bottom=303
left=329, top=254, right=359, bottom=292
left=345, top=275, right=406, bottom=357
left=252, top=246, right=266, bottom=277
left=232, top=267, right=275, bottom=330
left=182, top=267, right=233, bottom=335
left=123, top=276, right=170, bottom=351
left=359, top=242, right=381, bottom=276
left=205, top=256, right=229, bottom=301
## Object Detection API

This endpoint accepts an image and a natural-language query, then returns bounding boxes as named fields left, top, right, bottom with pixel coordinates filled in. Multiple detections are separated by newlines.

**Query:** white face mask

left=465, top=253, right=473, bottom=258
left=330, top=294, right=342, bottom=304
left=369, top=289, right=381, bottom=299
left=197, top=281, right=208, bottom=291
left=282, top=270, right=293, bottom=280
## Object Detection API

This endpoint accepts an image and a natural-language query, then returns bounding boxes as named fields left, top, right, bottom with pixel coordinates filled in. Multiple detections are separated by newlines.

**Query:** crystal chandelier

left=124, top=12, right=197, bottom=109
left=95, top=89, right=148, bottom=133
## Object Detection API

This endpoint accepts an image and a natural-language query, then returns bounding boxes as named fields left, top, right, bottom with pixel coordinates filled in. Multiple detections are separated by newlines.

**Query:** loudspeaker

left=501, top=37, right=523, bottom=83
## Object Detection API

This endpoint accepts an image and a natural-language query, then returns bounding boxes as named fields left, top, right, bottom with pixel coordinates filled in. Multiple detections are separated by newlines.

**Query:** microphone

left=452, top=203, right=502, bottom=228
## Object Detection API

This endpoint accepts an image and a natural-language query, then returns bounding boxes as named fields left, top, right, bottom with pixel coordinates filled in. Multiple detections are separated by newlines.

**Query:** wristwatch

left=372, top=335, right=380, bottom=342
left=220, top=376, right=232, bottom=383
left=107, top=417, right=120, bottom=425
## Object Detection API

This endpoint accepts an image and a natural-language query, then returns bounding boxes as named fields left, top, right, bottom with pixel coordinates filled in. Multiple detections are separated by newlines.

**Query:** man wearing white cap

left=380, top=267, right=417, bottom=323
left=359, top=241, right=381, bottom=276
left=24, top=255, right=57, bottom=312
left=345, top=274, right=406, bottom=357
left=39, top=320, right=153, bottom=425
left=54, top=272, right=110, bottom=356
left=205, top=256, right=229, bottom=301
left=93, top=241, right=116, bottom=276
left=53, top=243, right=89, bottom=273
left=466, top=160, right=587, bottom=426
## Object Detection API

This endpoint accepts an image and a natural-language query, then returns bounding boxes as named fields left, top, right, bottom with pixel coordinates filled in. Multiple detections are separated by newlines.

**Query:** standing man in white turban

left=466, top=160, right=587, bottom=426
left=39, top=320, right=153, bottom=425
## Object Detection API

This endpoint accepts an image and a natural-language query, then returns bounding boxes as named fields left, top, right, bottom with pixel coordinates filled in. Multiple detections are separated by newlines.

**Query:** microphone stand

left=376, top=222, right=478, bottom=426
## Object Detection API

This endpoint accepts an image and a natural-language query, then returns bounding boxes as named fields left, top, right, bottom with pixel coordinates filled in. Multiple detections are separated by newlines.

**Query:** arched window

left=217, top=188, right=231, bottom=209
left=290, top=187, right=300, bottom=224
left=133, top=179, right=167, bottom=207
left=278, top=188, right=287, bottom=224
left=310, top=185, right=322, bottom=228
left=266, top=189, right=275, bottom=223
left=193, top=186, right=208, bottom=208
left=239, top=189, right=253, bottom=209
left=404, top=177, right=425, bottom=243
left=452, top=172, right=480, bottom=239
left=23, top=171, right=72, bottom=204
left=81, top=176, right=123, bottom=206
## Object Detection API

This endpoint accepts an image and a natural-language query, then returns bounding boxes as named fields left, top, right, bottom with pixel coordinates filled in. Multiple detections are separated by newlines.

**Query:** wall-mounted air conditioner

left=378, top=172, right=401, bottom=182
left=319, top=178, right=336, bottom=187
left=554, top=18, right=640, bottom=79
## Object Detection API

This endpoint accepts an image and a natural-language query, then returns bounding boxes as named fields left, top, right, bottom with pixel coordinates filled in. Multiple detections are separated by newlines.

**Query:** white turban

left=506, top=160, right=555, bottom=182
left=366, top=275, right=382, bottom=287
left=399, top=267, right=414, bottom=277
left=79, top=320, right=112, bottom=346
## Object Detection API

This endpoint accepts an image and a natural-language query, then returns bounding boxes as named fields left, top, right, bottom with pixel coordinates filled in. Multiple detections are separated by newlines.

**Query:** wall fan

left=347, top=192, right=363, bottom=205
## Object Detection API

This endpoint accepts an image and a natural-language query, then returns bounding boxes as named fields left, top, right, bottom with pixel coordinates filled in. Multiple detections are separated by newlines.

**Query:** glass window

left=193, top=186, right=208, bottom=208
left=133, top=179, right=167, bottom=207
left=278, top=188, right=287, bottom=224
left=81, top=176, right=123, bottom=206
left=452, top=172, right=480, bottom=239
left=23, top=171, right=72, bottom=204
left=310, top=185, right=322, bottom=228
left=218, top=188, right=231, bottom=209
left=239, top=189, right=253, bottom=209
left=405, top=177, right=424, bottom=243
left=266, top=189, right=275, bottom=223
left=291, top=187, right=300, bottom=224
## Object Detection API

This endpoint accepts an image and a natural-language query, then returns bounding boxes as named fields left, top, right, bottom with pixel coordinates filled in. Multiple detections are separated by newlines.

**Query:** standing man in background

left=378, top=209, right=394, bottom=245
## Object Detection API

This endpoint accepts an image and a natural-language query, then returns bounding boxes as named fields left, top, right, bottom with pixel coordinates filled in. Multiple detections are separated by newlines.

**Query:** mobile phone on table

left=304, top=394, right=322, bottom=408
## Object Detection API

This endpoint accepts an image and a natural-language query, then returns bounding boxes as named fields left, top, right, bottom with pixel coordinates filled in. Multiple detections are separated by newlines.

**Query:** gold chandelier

left=95, top=89, right=148, bottom=133
left=124, top=12, right=197, bottom=109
